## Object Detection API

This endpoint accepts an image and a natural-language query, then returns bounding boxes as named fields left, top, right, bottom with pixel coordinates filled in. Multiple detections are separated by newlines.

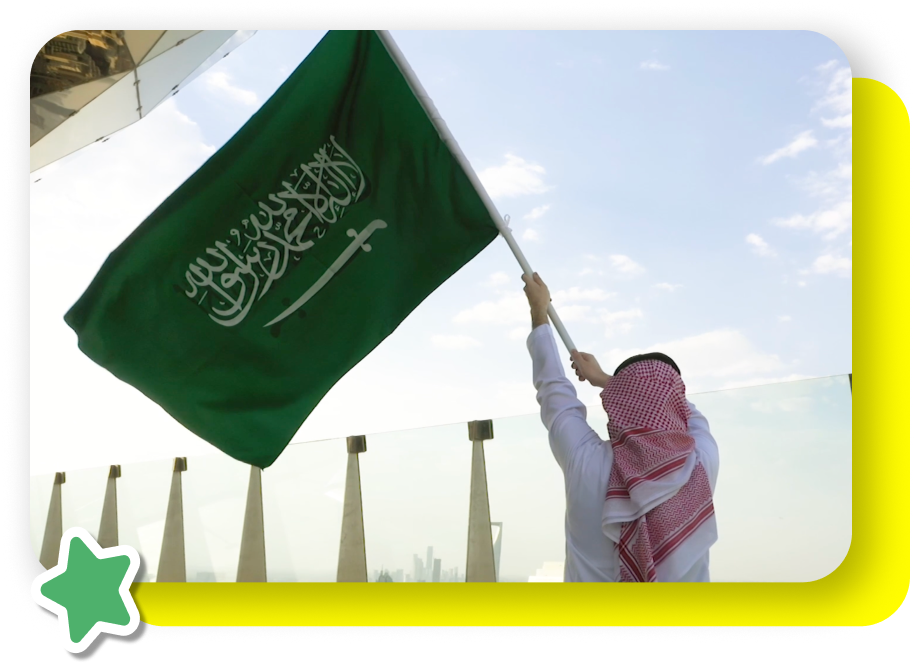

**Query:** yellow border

left=128, top=78, right=908, bottom=626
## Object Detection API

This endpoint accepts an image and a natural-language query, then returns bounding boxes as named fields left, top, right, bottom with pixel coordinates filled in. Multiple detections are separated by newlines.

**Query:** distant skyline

left=371, top=527, right=505, bottom=582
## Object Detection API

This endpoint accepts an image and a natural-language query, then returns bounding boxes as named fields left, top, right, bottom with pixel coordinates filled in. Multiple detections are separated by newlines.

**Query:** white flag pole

left=375, top=30, right=577, bottom=353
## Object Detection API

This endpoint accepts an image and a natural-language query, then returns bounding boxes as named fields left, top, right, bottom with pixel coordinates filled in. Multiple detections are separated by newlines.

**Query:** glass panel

left=124, top=30, right=167, bottom=65
left=60, top=465, right=110, bottom=540
left=580, top=374, right=851, bottom=582
left=485, top=413, right=567, bottom=582
left=30, top=473, right=56, bottom=559
left=261, top=438, right=348, bottom=581
left=182, top=454, right=251, bottom=582
left=137, top=31, right=236, bottom=116
left=28, top=375, right=851, bottom=583
left=687, top=376, right=852, bottom=582
left=360, top=422, right=471, bottom=583
left=138, top=30, right=202, bottom=65
left=30, top=73, right=128, bottom=146
left=30, top=71, right=139, bottom=172
left=116, top=457, right=174, bottom=582
left=175, top=31, right=257, bottom=94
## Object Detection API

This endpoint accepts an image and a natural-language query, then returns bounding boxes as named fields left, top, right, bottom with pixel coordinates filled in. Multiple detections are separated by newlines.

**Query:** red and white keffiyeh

left=601, top=360, right=717, bottom=582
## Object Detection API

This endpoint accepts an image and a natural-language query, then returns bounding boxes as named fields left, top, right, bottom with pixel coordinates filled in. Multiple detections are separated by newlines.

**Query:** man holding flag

left=65, top=28, right=716, bottom=584
left=522, top=272, right=720, bottom=582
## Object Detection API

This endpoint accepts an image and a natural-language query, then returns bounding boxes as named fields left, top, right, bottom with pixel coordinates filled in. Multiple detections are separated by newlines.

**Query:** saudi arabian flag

left=65, top=31, right=499, bottom=468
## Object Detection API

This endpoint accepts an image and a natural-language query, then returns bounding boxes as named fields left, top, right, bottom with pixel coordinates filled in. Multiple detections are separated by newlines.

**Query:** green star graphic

left=33, top=528, right=140, bottom=653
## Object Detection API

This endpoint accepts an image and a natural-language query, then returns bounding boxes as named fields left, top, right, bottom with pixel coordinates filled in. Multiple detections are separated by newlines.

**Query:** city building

left=528, top=562, right=564, bottom=582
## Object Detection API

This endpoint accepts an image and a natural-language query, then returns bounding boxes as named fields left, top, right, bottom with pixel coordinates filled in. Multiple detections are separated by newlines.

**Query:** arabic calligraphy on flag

left=183, top=136, right=369, bottom=327
left=65, top=31, right=498, bottom=468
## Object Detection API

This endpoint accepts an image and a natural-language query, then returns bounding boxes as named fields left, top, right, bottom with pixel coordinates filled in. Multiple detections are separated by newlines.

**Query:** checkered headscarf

left=600, top=359, right=716, bottom=582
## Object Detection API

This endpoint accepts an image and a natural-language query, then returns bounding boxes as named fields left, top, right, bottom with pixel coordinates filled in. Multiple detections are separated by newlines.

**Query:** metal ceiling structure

left=30, top=30, right=253, bottom=172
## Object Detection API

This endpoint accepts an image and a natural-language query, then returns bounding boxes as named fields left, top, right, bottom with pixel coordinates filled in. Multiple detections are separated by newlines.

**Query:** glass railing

left=30, top=374, right=851, bottom=583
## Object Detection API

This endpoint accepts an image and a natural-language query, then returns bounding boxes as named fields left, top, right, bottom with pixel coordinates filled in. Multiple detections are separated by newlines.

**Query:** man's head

left=613, top=352, right=681, bottom=378
left=601, top=355, right=689, bottom=440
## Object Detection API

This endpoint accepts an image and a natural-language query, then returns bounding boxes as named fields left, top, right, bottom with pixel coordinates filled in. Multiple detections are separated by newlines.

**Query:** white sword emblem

left=263, top=219, right=388, bottom=327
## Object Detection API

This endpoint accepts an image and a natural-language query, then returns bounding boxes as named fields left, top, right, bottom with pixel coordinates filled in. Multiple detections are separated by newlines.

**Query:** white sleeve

left=527, top=324, right=604, bottom=472
left=687, top=400, right=720, bottom=492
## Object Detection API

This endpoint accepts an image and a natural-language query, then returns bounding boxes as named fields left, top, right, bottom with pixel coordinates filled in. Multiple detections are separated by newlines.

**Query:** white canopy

left=30, top=30, right=254, bottom=172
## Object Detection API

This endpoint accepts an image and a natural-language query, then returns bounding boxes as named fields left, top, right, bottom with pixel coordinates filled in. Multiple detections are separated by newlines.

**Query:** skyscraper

left=432, top=559, right=441, bottom=583
left=426, top=546, right=433, bottom=581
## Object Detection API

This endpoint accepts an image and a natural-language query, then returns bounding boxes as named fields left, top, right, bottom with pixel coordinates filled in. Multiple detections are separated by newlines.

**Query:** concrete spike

left=336, top=437, right=367, bottom=582
left=236, top=465, right=267, bottom=582
left=39, top=472, right=66, bottom=569
left=97, top=465, right=121, bottom=548
left=466, top=437, right=496, bottom=582
left=157, top=457, right=186, bottom=582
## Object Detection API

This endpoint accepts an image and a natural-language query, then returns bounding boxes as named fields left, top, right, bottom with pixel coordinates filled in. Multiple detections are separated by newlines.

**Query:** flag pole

left=375, top=30, right=577, bottom=353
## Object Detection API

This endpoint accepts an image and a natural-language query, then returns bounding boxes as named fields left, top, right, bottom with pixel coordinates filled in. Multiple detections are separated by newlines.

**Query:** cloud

left=772, top=198, right=851, bottom=240
left=762, top=61, right=853, bottom=278
left=522, top=228, right=541, bottom=242
left=608, top=254, right=645, bottom=277
left=554, top=304, right=594, bottom=322
left=821, top=114, right=852, bottom=129
left=458, top=283, right=612, bottom=330
left=718, top=374, right=814, bottom=390
left=653, top=282, right=683, bottom=292
left=200, top=70, right=259, bottom=106
left=453, top=292, right=529, bottom=326
left=760, top=130, right=818, bottom=165
left=778, top=315, right=792, bottom=322
left=554, top=287, right=613, bottom=304
left=31, top=99, right=216, bottom=259
left=30, top=99, right=225, bottom=472
left=640, top=59, right=671, bottom=71
left=478, top=153, right=551, bottom=199
left=507, top=326, right=530, bottom=341
left=814, top=62, right=852, bottom=117
left=604, top=329, right=787, bottom=387
left=745, top=233, right=776, bottom=258
left=600, top=308, right=643, bottom=337
left=483, top=271, right=511, bottom=288
left=808, top=253, right=851, bottom=276
left=795, top=162, right=851, bottom=201
left=431, top=334, right=482, bottom=350
left=523, top=204, right=550, bottom=220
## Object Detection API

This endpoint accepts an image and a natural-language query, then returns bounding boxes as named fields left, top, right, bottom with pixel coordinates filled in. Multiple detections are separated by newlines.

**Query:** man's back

left=527, top=323, right=720, bottom=582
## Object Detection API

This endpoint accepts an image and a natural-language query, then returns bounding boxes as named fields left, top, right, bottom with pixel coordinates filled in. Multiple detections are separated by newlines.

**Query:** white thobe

left=527, top=323, right=720, bottom=582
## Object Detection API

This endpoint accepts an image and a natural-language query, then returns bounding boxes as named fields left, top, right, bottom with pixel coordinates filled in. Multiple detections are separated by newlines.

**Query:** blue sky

left=31, top=30, right=851, bottom=473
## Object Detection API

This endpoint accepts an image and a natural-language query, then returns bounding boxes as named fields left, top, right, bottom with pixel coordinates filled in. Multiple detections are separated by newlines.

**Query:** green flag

left=65, top=30, right=499, bottom=468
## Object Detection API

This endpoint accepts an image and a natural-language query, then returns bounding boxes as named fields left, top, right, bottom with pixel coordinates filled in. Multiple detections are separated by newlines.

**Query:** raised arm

left=522, top=272, right=551, bottom=330
left=523, top=274, right=603, bottom=470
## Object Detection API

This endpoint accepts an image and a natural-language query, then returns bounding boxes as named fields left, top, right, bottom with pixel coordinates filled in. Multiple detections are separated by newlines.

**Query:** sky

left=30, top=31, right=852, bottom=581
